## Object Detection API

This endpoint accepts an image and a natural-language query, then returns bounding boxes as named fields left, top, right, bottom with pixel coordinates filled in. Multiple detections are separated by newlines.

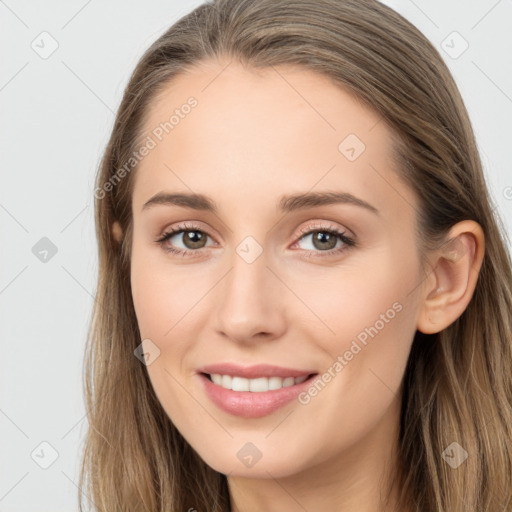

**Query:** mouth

left=196, top=364, right=319, bottom=418
left=201, top=372, right=316, bottom=392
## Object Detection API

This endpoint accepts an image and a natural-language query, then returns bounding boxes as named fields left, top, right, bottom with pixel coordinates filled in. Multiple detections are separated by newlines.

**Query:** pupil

left=313, top=231, right=336, bottom=250
left=185, top=231, right=205, bottom=249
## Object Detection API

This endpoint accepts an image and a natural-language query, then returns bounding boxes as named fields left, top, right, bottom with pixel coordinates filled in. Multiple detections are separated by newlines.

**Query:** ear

left=112, top=221, right=123, bottom=243
left=416, top=220, right=485, bottom=335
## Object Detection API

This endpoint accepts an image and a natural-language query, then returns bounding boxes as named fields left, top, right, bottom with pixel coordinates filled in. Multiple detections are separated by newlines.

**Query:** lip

left=197, top=364, right=318, bottom=418
left=198, top=363, right=316, bottom=379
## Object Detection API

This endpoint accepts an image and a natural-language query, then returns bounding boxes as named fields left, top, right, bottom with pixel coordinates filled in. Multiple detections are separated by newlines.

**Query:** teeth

left=209, top=374, right=310, bottom=392
left=211, top=374, right=222, bottom=385
left=232, top=376, right=249, bottom=392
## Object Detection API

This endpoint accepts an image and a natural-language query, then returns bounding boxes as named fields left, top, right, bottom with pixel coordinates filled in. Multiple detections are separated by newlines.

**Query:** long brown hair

left=79, top=0, right=512, bottom=510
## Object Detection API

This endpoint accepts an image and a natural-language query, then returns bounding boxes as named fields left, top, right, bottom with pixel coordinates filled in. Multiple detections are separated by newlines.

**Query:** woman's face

left=128, top=58, right=425, bottom=478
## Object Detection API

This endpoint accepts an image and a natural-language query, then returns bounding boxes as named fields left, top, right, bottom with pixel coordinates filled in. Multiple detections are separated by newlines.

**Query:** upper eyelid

left=297, top=222, right=347, bottom=234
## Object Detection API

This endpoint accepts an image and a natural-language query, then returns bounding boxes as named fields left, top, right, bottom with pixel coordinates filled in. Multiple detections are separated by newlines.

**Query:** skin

left=114, top=57, right=485, bottom=511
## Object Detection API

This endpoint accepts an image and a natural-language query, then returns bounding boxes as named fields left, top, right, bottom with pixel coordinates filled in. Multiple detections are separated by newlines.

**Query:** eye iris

left=183, top=230, right=206, bottom=249
left=312, top=231, right=337, bottom=250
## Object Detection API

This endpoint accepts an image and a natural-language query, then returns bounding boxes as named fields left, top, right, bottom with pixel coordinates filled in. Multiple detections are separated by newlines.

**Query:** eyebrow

left=141, top=191, right=380, bottom=216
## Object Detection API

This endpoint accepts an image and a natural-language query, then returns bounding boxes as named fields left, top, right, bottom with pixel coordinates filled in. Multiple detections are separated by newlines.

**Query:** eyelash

left=155, top=221, right=356, bottom=259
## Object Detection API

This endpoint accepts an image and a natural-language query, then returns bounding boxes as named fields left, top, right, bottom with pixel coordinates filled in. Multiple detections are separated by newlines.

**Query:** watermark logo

left=31, top=441, right=59, bottom=469
left=32, top=237, right=58, bottom=263
left=441, top=31, right=469, bottom=60
left=236, top=442, right=263, bottom=468
left=31, top=31, right=59, bottom=59
left=134, top=338, right=161, bottom=366
left=442, top=441, right=468, bottom=469
left=236, top=236, right=263, bottom=264
left=338, top=133, right=366, bottom=162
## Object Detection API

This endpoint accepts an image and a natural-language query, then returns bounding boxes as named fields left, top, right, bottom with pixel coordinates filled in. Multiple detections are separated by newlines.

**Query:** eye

left=156, top=222, right=215, bottom=257
left=291, top=223, right=356, bottom=259
left=156, top=221, right=356, bottom=259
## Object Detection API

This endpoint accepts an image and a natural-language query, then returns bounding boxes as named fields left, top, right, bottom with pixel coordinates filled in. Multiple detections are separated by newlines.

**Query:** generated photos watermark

left=298, top=301, right=403, bottom=405
left=94, top=96, right=198, bottom=200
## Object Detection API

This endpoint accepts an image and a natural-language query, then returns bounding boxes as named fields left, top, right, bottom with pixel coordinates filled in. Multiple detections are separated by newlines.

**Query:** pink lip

left=198, top=363, right=315, bottom=379
left=197, top=364, right=318, bottom=418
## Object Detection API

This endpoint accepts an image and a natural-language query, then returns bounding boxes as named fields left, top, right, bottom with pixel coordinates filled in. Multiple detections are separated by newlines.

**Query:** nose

left=213, top=245, right=287, bottom=344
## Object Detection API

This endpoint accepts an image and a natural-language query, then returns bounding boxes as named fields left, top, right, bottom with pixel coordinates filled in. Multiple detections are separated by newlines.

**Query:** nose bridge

left=214, top=236, right=285, bottom=341
left=224, top=239, right=272, bottom=314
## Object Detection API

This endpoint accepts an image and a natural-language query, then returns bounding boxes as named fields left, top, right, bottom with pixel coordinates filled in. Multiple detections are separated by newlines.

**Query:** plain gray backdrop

left=1, top=0, right=511, bottom=510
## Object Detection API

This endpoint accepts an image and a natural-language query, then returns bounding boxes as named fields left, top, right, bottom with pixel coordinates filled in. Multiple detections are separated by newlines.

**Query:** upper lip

left=198, top=363, right=317, bottom=379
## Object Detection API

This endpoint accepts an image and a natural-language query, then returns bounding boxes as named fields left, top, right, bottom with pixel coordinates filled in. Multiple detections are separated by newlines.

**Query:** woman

left=80, top=0, right=512, bottom=510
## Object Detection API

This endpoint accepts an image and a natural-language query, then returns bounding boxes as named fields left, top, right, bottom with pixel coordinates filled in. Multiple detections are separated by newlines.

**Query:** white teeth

left=268, top=377, right=282, bottom=390
left=232, top=377, right=249, bottom=392
left=282, top=377, right=295, bottom=387
left=249, top=377, right=268, bottom=392
left=209, top=374, right=310, bottom=392
left=221, top=375, right=232, bottom=389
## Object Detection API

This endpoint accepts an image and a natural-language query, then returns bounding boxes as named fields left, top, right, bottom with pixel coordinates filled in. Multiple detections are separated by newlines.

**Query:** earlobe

left=112, top=221, right=123, bottom=243
left=416, top=220, right=485, bottom=335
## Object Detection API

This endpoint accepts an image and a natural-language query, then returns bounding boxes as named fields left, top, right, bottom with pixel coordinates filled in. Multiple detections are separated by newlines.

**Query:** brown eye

left=293, top=224, right=356, bottom=259
left=310, top=231, right=338, bottom=251
left=180, top=230, right=208, bottom=249
left=297, top=229, right=345, bottom=251
left=156, top=223, right=215, bottom=256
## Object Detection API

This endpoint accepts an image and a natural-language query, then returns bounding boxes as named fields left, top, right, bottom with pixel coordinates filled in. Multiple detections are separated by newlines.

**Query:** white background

left=0, top=0, right=511, bottom=510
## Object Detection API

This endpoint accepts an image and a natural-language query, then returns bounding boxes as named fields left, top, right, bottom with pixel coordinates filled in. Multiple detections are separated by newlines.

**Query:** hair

left=79, top=0, right=512, bottom=510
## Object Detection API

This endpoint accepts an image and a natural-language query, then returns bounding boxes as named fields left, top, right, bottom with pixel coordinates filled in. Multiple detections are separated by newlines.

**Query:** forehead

left=132, top=58, right=410, bottom=220
left=142, top=58, right=386, bottom=147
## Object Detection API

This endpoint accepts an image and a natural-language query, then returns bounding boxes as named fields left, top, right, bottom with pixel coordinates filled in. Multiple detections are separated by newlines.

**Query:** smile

left=197, top=363, right=318, bottom=418
left=207, top=373, right=309, bottom=391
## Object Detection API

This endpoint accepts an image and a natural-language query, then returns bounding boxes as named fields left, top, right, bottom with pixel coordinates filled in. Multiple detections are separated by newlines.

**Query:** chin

left=193, top=443, right=310, bottom=479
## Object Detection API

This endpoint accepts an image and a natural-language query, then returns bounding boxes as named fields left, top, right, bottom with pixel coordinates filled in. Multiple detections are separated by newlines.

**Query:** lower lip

left=198, top=373, right=317, bottom=418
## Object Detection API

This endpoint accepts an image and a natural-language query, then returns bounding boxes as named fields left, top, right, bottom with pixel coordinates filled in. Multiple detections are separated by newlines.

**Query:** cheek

left=130, top=241, right=217, bottom=388
left=290, top=284, right=416, bottom=469
left=130, top=250, right=204, bottom=428
left=131, top=265, right=168, bottom=339
left=130, top=239, right=196, bottom=339
left=293, top=250, right=415, bottom=350
left=296, top=250, right=419, bottom=405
